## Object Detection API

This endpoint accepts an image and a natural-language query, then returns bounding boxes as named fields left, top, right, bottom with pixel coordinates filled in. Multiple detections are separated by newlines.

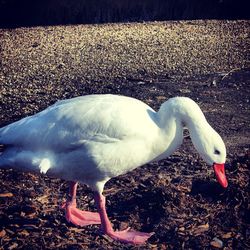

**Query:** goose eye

left=214, top=149, right=220, bottom=155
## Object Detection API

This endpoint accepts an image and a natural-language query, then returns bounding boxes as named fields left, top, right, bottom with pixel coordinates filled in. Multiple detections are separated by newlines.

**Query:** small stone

left=179, top=88, right=191, bottom=93
left=212, top=80, right=217, bottom=86
left=210, top=237, right=223, bottom=248
left=137, top=81, right=146, bottom=85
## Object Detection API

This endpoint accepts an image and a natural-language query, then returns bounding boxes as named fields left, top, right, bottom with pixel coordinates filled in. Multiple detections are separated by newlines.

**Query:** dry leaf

left=8, top=242, right=18, bottom=250
left=22, top=224, right=38, bottom=230
left=192, top=223, right=209, bottom=236
left=18, top=230, right=29, bottom=237
left=0, top=229, right=6, bottom=238
left=36, top=195, right=49, bottom=203
left=0, top=193, right=13, bottom=198
left=26, top=212, right=37, bottom=219
left=222, top=232, right=233, bottom=239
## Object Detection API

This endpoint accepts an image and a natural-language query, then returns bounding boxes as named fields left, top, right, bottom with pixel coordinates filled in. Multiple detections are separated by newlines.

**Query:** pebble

left=137, top=81, right=146, bottom=85
left=210, top=237, right=223, bottom=248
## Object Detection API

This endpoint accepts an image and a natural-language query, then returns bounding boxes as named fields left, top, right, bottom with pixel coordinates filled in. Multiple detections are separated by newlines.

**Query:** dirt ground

left=0, top=21, right=249, bottom=249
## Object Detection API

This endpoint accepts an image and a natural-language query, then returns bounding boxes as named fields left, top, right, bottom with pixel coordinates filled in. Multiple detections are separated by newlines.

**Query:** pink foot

left=61, top=181, right=101, bottom=226
left=94, top=193, right=154, bottom=245
left=62, top=202, right=101, bottom=226
left=107, top=228, right=154, bottom=244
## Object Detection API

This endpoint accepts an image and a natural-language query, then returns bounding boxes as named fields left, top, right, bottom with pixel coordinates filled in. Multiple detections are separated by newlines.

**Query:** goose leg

left=62, top=182, right=101, bottom=226
left=94, top=193, right=154, bottom=245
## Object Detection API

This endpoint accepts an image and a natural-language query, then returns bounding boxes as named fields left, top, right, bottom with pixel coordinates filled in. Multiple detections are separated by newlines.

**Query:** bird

left=0, top=94, right=228, bottom=245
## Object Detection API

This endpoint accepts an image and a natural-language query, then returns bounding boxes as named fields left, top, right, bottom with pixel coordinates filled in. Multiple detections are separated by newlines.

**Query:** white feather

left=0, top=94, right=226, bottom=193
left=39, top=158, right=51, bottom=174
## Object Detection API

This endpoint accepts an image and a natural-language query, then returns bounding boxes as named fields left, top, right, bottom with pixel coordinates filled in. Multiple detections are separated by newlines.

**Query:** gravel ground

left=0, top=20, right=249, bottom=124
left=0, top=20, right=249, bottom=249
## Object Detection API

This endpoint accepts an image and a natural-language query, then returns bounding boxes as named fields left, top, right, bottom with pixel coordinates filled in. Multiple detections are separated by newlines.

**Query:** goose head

left=190, top=124, right=228, bottom=188
left=158, top=97, right=228, bottom=188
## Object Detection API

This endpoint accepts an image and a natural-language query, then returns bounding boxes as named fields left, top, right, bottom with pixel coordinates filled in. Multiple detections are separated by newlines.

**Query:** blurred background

left=0, top=0, right=249, bottom=28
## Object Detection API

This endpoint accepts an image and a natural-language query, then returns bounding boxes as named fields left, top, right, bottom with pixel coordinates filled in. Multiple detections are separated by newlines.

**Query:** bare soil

left=0, top=21, right=249, bottom=249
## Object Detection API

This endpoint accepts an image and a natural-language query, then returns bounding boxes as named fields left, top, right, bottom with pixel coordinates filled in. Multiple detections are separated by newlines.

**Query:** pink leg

left=61, top=182, right=101, bottom=226
left=94, top=193, right=154, bottom=245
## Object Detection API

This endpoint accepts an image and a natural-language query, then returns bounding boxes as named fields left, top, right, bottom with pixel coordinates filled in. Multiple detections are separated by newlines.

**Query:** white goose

left=0, top=94, right=228, bottom=244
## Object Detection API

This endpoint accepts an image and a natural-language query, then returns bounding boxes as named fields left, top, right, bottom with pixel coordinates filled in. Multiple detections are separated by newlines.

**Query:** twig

left=221, top=68, right=241, bottom=80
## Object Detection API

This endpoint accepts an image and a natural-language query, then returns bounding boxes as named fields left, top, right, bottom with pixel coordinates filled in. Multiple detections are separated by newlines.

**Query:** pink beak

left=213, top=163, right=228, bottom=188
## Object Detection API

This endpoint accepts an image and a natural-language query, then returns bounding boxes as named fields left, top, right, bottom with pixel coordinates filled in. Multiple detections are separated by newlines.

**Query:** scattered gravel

left=0, top=20, right=249, bottom=120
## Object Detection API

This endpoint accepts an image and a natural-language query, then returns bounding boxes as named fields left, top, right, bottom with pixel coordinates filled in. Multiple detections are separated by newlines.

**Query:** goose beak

left=213, top=163, right=228, bottom=188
